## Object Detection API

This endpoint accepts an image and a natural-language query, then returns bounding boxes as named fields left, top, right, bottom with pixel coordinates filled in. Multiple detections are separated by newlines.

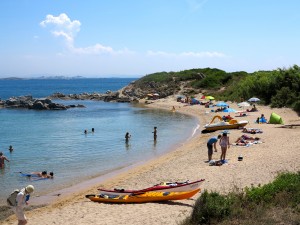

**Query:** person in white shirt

left=14, top=185, right=34, bottom=225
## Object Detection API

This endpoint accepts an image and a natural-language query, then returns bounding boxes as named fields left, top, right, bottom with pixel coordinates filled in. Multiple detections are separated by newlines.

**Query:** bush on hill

left=134, top=65, right=300, bottom=113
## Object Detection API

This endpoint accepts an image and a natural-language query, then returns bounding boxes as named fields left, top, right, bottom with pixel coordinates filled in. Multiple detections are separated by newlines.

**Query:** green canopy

left=269, top=112, right=284, bottom=124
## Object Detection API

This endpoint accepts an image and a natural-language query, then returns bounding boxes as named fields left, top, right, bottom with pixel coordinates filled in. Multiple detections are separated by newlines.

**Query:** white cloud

left=40, top=13, right=127, bottom=55
left=40, top=13, right=80, bottom=45
left=40, top=13, right=224, bottom=60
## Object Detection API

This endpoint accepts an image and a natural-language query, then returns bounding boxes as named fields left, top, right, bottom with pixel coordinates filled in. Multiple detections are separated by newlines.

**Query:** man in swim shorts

left=207, top=135, right=221, bottom=161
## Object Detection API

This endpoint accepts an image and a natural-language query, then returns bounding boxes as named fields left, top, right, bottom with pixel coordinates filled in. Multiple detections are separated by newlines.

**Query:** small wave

left=191, top=124, right=201, bottom=137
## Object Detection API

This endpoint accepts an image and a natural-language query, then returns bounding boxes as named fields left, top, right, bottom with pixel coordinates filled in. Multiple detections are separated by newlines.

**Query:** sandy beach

left=2, top=95, right=300, bottom=225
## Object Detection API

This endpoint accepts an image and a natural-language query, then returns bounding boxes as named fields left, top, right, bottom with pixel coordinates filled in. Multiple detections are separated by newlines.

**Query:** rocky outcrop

left=0, top=96, right=84, bottom=110
left=48, top=91, right=139, bottom=103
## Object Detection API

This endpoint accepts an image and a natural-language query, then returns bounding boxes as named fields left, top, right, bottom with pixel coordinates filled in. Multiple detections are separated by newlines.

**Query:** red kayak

left=98, top=179, right=205, bottom=196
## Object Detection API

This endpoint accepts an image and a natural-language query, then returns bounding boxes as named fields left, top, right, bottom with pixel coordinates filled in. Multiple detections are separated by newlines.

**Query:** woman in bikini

left=219, top=133, right=230, bottom=161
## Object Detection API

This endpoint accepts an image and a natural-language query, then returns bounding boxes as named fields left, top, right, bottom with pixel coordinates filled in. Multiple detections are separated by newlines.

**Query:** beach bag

left=7, top=189, right=20, bottom=206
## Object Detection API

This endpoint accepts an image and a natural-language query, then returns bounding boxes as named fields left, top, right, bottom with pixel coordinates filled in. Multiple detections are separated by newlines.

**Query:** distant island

left=0, top=76, right=86, bottom=80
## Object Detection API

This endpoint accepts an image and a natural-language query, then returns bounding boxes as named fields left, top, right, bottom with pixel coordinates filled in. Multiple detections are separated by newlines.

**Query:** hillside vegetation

left=133, top=65, right=300, bottom=113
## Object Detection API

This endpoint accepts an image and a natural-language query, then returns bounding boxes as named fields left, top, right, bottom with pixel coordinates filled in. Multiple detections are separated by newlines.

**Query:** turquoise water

left=0, top=79, right=199, bottom=204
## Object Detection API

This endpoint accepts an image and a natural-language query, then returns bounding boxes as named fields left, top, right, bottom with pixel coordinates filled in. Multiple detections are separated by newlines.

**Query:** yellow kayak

left=86, top=188, right=200, bottom=203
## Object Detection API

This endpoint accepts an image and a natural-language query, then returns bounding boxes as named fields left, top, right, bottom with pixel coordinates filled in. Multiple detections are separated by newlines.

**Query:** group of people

left=26, top=171, right=54, bottom=179
left=1, top=146, right=54, bottom=224
left=207, top=133, right=230, bottom=163
left=84, top=128, right=95, bottom=134
left=124, top=126, right=158, bottom=142
left=234, top=135, right=260, bottom=146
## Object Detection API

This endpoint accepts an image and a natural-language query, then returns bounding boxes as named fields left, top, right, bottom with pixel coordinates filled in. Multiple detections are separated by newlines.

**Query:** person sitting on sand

left=247, top=104, right=258, bottom=112
left=260, top=114, right=267, bottom=123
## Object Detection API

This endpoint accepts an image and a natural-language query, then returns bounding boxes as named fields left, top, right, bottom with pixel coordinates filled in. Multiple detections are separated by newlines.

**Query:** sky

left=0, top=0, right=299, bottom=78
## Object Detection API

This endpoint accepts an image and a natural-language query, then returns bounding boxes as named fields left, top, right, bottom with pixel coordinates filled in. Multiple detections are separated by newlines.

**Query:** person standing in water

left=125, top=132, right=131, bottom=142
left=152, top=127, right=157, bottom=141
left=0, top=151, right=10, bottom=169
left=9, top=145, right=14, bottom=152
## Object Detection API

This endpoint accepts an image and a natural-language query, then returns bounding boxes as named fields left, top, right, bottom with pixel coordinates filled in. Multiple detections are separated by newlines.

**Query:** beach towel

left=208, top=159, right=228, bottom=166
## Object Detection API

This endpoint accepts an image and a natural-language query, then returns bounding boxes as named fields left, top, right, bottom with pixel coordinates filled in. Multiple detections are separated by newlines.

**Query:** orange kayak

left=86, top=188, right=200, bottom=203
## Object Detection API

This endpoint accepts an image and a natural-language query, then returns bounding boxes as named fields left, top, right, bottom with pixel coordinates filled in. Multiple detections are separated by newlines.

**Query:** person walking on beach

left=0, top=151, right=10, bottom=169
left=152, top=127, right=157, bottom=141
left=219, top=133, right=230, bottom=161
left=207, top=135, right=221, bottom=161
left=14, top=185, right=34, bottom=225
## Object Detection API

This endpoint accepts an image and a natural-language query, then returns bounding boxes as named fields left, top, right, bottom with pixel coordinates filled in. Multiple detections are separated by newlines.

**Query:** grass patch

left=181, top=172, right=300, bottom=225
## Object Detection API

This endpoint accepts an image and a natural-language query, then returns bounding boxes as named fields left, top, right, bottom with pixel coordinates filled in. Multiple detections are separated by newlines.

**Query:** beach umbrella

left=223, top=108, right=236, bottom=113
left=216, top=102, right=228, bottom=107
left=237, top=102, right=250, bottom=107
left=248, top=97, right=260, bottom=102
left=205, top=96, right=215, bottom=100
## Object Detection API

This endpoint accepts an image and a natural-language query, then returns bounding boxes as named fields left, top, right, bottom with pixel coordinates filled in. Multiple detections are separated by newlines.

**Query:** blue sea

left=0, top=78, right=199, bottom=204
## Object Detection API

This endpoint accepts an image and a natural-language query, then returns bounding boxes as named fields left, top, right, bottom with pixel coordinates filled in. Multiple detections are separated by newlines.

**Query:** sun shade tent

left=205, top=96, right=215, bottom=100
left=223, top=108, right=236, bottom=113
left=269, top=112, right=284, bottom=124
left=216, top=102, right=228, bottom=107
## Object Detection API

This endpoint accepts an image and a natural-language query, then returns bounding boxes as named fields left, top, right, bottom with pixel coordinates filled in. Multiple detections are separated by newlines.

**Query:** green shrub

left=187, top=191, right=233, bottom=224
left=182, top=172, right=300, bottom=225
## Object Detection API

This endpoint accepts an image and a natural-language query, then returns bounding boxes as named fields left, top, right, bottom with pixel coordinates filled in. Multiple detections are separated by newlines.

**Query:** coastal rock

left=1, top=96, right=83, bottom=110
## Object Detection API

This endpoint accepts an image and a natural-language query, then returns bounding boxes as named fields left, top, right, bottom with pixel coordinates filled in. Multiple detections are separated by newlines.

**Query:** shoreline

left=2, top=95, right=300, bottom=225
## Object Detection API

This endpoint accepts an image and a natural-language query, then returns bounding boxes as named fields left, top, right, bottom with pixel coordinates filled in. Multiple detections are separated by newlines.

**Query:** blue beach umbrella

left=223, top=108, right=236, bottom=113
left=216, top=102, right=228, bottom=107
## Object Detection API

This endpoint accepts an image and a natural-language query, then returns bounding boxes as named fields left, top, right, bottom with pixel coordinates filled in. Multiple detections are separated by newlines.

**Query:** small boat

left=85, top=189, right=200, bottom=203
left=203, top=115, right=248, bottom=132
left=98, top=179, right=204, bottom=196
